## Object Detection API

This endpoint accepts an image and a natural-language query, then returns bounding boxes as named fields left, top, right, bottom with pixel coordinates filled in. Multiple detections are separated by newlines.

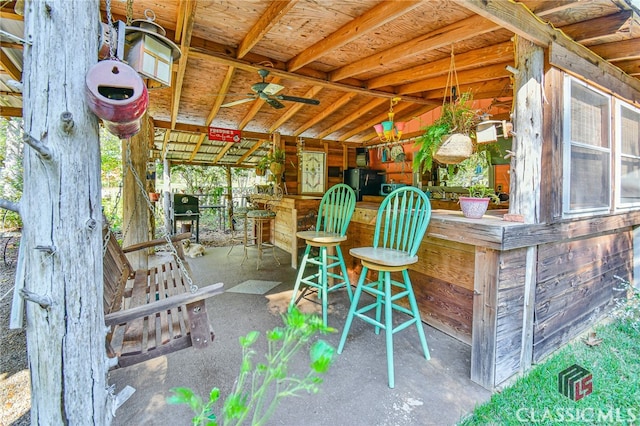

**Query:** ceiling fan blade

left=221, top=96, right=256, bottom=108
left=263, top=83, right=284, bottom=96
left=266, top=97, right=285, bottom=109
left=275, top=95, right=320, bottom=105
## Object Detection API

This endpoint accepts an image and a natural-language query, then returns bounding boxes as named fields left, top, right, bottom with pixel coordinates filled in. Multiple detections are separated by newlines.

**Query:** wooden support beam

left=188, top=133, right=207, bottom=162
left=287, top=1, right=421, bottom=72
left=235, top=139, right=267, bottom=165
left=330, top=14, right=499, bottom=82
left=315, top=98, right=386, bottom=140
left=0, top=106, right=22, bottom=117
left=269, top=86, right=323, bottom=133
left=293, top=92, right=358, bottom=136
left=0, top=49, right=22, bottom=81
left=237, top=0, right=298, bottom=59
left=170, top=0, right=196, bottom=129
left=460, top=0, right=640, bottom=95
left=367, top=41, right=513, bottom=90
left=205, top=65, right=236, bottom=126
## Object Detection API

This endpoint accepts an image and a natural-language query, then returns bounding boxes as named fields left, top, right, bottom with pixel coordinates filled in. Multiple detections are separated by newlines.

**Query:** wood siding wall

left=533, top=230, right=633, bottom=361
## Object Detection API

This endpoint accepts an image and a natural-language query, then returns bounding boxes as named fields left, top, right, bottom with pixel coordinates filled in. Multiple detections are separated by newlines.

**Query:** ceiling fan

left=221, top=69, right=320, bottom=109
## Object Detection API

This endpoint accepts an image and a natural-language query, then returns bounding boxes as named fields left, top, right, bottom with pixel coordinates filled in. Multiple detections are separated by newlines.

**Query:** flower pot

left=149, top=192, right=160, bottom=202
left=269, top=162, right=283, bottom=176
left=459, top=197, right=490, bottom=219
left=255, top=168, right=265, bottom=176
left=433, top=133, right=473, bottom=164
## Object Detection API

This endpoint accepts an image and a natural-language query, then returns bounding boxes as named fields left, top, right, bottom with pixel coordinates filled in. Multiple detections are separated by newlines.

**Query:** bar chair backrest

left=373, top=186, right=431, bottom=257
left=316, top=183, right=357, bottom=237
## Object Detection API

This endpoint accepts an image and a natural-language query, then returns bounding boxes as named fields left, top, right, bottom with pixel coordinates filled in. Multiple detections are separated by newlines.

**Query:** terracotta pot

left=459, top=197, right=489, bottom=219
left=149, top=192, right=160, bottom=202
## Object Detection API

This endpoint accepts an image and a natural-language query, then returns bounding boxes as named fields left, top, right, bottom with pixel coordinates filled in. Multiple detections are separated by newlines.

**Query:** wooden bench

left=102, top=224, right=224, bottom=369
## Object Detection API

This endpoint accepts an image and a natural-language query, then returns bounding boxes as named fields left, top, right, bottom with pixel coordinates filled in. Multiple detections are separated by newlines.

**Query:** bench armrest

left=104, top=282, right=224, bottom=327
left=121, top=233, right=192, bottom=254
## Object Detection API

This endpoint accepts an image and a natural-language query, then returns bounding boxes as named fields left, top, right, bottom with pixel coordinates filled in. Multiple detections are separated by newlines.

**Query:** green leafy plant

left=267, top=148, right=286, bottom=165
left=465, top=184, right=499, bottom=203
left=168, top=308, right=336, bottom=426
left=255, top=156, right=271, bottom=175
left=413, top=91, right=480, bottom=174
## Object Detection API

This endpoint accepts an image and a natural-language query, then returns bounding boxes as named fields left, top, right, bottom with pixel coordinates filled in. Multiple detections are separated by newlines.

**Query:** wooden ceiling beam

left=238, top=76, right=281, bottom=130
left=294, top=92, right=358, bottom=136
left=315, top=98, right=387, bottom=140
left=422, top=77, right=512, bottom=101
left=205, top=65, right=236, bottom=126
left=269, top=86, right=323, bottom=133
left=237, top=0, right=298, bottom=59
left=0, top=49, right=21, bottom=81
left=330, top=14, right=499, bottom=82
left=460, top=0, right=640, bottom=92
left=236, top=139, right=268, bottom=165
left=0, top=106, right=22, bottom=117
left=0, top=41, right=23, bottom=49
left=561, top=11, right=632, bottom=44
left=589, top=39, right=640, bottom=62
left=161, top=129, right=171, bottom=159
left=615, top=59, right=640, bottom=76
left=170, top=0, right=196, bottom=129
left=174, top=0, right=186, bottom=41
left=367, top=41, right=513, bottom=90
left=397, top=62, right=512, bottom=95
left=188, top=133, right=207, bottom=162
left=287, top=1, right=422, bottom=72
left=188, top=47, right=434, bottom=105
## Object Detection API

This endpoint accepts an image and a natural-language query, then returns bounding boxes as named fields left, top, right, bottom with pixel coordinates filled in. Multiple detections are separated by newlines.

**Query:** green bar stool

left=337, top=186, right=432, bottom=388
left=289, top=184, right=356, bottom=327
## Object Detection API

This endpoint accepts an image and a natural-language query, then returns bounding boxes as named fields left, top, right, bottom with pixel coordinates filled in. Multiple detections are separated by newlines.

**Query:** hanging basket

left=433, top=133, right=473, bottom=164
left=256, top=168, right=266, bottom=176
left=269, top=162, right=283, bottom=176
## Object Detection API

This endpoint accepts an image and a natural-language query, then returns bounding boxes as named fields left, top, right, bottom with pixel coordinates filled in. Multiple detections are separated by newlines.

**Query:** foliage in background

left=459, top=280, right=640, bottom=425
left=0, top=118, right=24, bottom=229
left=168, top=308, right=336, bottom=426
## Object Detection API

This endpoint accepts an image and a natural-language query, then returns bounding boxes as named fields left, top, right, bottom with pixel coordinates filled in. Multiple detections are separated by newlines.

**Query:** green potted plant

left=268, top=148, right=286, bottom=176
left=413, top=91, right=480, bottom=173
left=256, top=156, right=270, bottom=176
left=459, top=184, right=500, bottom=219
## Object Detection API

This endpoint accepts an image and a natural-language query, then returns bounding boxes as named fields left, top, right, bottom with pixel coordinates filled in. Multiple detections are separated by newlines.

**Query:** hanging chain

left=105, top=0, right=117, bottom=59
left=125, top=139, right=197, bottom=292
left=126, top=0, right=134, bottom=25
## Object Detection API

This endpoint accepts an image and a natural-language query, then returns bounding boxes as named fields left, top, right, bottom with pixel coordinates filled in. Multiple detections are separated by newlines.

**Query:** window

left=563, top=77, right=611, bottom=216
left=617, top=102, right=640, bottom=207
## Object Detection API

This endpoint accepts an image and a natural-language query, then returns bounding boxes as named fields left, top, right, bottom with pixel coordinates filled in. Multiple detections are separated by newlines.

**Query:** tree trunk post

left=163, top=156, right=172, bottom=235
left=122, top=113, right=151, bottom=269
left=21, top=0, right=110, bottom=423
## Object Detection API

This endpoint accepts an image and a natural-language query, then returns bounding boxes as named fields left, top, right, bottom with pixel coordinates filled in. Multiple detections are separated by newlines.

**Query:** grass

left=459, top=316, right=640, bottom=425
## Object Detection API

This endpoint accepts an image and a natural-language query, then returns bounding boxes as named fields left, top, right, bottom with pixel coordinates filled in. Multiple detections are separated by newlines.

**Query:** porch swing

left=102, top=137, right=224, bottom=369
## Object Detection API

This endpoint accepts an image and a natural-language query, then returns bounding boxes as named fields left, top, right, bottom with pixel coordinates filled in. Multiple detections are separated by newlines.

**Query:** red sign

left=208, top=127, right=241, bottom=142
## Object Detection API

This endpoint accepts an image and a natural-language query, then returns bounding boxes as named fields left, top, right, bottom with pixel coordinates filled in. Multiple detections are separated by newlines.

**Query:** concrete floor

left=109, top=245, right=491, bottom=426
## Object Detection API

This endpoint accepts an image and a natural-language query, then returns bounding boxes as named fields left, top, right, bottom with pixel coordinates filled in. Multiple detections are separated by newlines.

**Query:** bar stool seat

left=289, top=184, right=356, bottom=327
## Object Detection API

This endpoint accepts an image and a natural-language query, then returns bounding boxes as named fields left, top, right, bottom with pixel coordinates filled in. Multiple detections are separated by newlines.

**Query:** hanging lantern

left=85, top=59, right=149, bottom=139
left=125, top=9, right=181, bottom=88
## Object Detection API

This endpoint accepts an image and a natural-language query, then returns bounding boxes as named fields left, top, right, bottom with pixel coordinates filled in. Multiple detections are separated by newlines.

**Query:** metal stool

left=242, top=209, right=279, bottom=270
left=227, top=207, right=250, bottom=256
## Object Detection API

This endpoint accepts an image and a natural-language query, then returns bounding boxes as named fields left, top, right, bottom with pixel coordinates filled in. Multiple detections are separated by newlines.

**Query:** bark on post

left=21, top=1, right=110, bottom=423
left=122, top=113, right=151, bottom=269
left=510, top=36, right=544, bottom=375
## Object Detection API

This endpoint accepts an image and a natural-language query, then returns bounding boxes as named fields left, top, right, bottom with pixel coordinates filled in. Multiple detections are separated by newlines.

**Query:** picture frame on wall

left=300, top=151, right=326, bottom=195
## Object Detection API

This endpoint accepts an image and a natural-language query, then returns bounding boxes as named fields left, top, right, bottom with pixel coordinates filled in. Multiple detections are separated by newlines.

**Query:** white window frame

left=562, top=76, right=612, bottom=217
left=615, top=100, right=640, bottom=209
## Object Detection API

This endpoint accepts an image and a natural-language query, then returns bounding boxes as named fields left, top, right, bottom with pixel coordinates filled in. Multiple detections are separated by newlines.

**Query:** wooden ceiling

left=1, top=0, right=639, bottom=168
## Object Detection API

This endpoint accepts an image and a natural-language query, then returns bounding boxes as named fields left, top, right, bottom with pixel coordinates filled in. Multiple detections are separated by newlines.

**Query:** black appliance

left=343, top=168, right=383, bottom=201
left=172, top=194, right=200, bottom=242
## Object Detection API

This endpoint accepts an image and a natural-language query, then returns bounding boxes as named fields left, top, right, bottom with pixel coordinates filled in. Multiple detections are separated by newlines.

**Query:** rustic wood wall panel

left=533, top=230, right=633, bottom=361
